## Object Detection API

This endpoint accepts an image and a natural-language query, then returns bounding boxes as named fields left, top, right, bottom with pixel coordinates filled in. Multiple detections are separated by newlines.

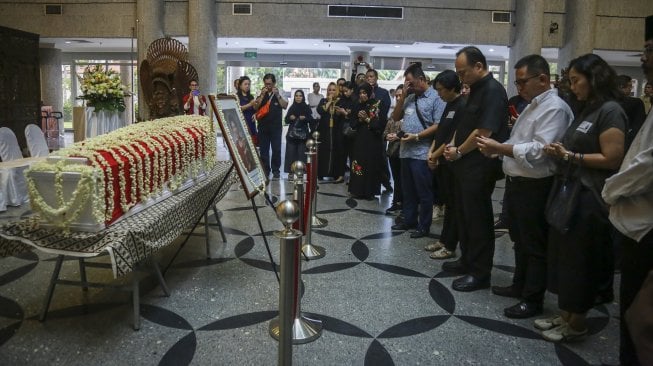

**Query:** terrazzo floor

left=0, top=136, right=620, bottom=365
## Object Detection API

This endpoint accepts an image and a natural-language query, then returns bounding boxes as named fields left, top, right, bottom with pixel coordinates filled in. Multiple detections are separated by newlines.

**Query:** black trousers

left=505, top=176, right=553, bottom=304
left=258, top=124, right=282, bottom=176
left=548, top=189, right=613, bottom=313
left=452, top=155, right=499, bottom=279
left=620, top=230, right=653, bottom=366
left=436, top=163, right=458, bottom=251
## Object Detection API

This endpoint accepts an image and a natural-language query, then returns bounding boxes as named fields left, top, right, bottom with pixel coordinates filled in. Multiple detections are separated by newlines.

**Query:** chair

left=0, top=127, right=23, bottom=161
left=0, top=127, right=29, bottom=206
left=25, top=124, right=50, bottom=157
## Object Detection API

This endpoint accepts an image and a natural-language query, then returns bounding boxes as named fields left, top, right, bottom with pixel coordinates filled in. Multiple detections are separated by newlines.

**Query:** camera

left=192, top=90, right=200, bottom=96
left=396, top=130, right=406, bottom=138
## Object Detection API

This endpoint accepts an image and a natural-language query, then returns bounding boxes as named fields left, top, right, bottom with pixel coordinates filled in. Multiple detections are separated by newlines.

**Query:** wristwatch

left=415, top=134, right=420, bottom=141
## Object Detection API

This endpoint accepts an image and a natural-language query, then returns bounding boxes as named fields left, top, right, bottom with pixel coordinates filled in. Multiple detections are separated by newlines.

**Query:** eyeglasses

left=190, top=83, right=198, bottom=86
left=513, top=74, right=539, bottom=86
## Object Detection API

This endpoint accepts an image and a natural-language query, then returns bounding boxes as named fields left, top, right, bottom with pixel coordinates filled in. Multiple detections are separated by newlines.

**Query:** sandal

left=424, top=241, right=444, bottom=252
left=430, top=248, right=455, bottom=259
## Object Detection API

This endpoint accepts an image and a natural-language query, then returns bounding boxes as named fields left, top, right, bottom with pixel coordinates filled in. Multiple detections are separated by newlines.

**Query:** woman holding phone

left=183, top=79, right=207, bottom=116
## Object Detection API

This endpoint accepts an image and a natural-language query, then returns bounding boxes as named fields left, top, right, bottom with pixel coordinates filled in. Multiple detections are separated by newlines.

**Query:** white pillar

left=507, top=0, right=544, bottom=96
left=188, top=0, right=218, bottom=94
left=558, top=0, right=597, bottom=71
left=39, top=46, right=63, bottom=114
left=136, top=0, right=164, bottom=121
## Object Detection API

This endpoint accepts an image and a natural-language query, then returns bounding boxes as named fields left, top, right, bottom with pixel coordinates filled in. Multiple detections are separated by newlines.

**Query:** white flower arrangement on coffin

left=78, top=65, right=131, bottom=113
left=25, top=115, right=216, bottom=230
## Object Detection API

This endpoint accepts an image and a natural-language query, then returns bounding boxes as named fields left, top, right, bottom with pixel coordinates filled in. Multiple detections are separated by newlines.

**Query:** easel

left=207, top=94, right=280, bottom=281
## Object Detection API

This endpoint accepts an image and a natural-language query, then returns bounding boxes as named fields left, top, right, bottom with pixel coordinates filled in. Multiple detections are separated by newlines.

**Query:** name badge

left=576, top=121, right=592, bottom=133
left=405, top=107, right=415, bottom=116
left=446, top=111, right=455, bottom=119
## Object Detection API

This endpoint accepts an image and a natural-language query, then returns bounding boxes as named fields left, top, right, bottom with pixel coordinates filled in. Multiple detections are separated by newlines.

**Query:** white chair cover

left=0, top=127, right=23, bottom=161
left=25, top=124, right=50, bottom=157
left=0, top=127, right=29, bottom=206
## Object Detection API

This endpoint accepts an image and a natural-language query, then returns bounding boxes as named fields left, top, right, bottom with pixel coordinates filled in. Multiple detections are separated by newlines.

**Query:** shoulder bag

left=255, top=94, right=272, bottom=121
left=545, top=161, right=582, bottom=233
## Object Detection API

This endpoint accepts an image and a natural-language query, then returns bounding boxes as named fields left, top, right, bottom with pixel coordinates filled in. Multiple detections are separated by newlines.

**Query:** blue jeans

left=400, top=158, right=433, bottom=233
left=258, top=124, right=282, bottom=176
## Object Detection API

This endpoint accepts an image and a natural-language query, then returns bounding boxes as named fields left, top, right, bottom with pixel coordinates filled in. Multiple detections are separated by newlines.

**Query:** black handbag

left=287, top=121, right=308, bottom=140
left=545, top=161, right=582, bottom=233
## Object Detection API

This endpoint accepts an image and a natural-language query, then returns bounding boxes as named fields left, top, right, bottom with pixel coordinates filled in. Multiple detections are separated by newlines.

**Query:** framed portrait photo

left=209, top=94, right=265, bottom=199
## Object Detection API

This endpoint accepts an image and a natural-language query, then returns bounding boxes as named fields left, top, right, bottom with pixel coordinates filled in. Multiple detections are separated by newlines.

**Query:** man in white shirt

left=602, top=15, right=653, bottom=365
left=475, top=55, right=573, bottom=318
left=307, top=82, right=324, bottom=120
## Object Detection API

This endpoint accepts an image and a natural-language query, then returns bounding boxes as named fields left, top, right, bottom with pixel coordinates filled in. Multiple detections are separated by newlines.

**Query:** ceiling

left=40, top=37, right=644, bottom=67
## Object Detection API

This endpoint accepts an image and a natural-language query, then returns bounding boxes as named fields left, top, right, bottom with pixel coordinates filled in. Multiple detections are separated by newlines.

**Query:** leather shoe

left=491, top=284, right=522, bottom=299
left=442, top=260, right=467, bottom=275
left=452, top=275, right=490, bottom=292
left=391, top=223, right=415, bottom=231
left=504, top=301, right=543, bottom=319
left=410, top=230, right=428, bottom=239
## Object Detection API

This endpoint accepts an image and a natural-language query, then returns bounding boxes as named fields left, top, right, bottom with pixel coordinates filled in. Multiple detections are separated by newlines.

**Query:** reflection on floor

left=0, top=136, right=618, bottom=365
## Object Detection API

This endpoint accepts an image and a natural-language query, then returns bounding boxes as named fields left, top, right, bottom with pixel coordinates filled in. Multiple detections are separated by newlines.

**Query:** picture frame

left=208, top=94, right=265, bottom=199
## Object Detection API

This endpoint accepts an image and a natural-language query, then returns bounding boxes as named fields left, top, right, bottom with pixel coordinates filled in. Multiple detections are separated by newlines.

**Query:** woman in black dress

left=236, top=76, right=258, bottom=144
left=541, top=53, right=626, bottom=343
left=335, top=81, right=356, bottom=182
left=348, top=83, right=386, bottom=199
left=316, top=82, right=345, bottom=181
left=284, top=90, right=313, bottom=173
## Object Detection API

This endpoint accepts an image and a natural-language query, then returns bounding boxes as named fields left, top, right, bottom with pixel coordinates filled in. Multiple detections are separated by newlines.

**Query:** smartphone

left=192, top=90, right=200, bottom=97
left=396, top=130, right=406, bottom=138
left=508, top=105, right=519, bottom=118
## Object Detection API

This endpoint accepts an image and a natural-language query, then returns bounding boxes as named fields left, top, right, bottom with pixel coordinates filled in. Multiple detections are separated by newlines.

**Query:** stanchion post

left=301, top=140, right=326, bottom=260
left=310, top=131, right=328, bottom=228
left=269, top=200, right=322, bottom=358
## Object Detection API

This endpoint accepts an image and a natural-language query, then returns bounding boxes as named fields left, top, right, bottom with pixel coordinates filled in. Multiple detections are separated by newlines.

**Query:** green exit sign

left=244, top=50, right=257, bottom=59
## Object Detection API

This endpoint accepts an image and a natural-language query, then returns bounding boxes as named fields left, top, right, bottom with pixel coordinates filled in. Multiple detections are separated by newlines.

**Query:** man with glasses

left=602, top=15, right=653, bottom=366
left=255, top=73, right=288, bottom=180
left=441, top=46, right=509, bottom=292
left=475, top=55, right=573, bottom=317
left=183, top=79, right=207, bottom=115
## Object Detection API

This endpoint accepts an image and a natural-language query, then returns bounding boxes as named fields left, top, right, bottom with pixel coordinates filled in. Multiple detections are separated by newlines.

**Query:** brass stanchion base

left=302, top=244, right=326, bottom=259
left=311, top=215, right=328, bottom=228
left=269, top=315, right=323, bottom=344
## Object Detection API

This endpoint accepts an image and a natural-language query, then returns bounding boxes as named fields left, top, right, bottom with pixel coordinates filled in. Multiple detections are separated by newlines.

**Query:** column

left=558, top=0, right=597, bottom=71
left=136, top=0, right=164, bottom=121
left=507, top=0, right=544, bottom=96
left=39, top=46, right=63, bottom=114
left=120, top=65, right=134, bottom=125
left=188, top=0, right=218, bottom=94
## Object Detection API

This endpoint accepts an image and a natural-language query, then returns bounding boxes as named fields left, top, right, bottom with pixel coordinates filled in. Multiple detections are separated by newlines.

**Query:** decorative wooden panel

left=0, top=26, right=40, bottom=154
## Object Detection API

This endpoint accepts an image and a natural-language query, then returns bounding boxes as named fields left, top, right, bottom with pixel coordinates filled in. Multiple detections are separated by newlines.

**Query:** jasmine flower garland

left=25, top=116, right=216, bottom=229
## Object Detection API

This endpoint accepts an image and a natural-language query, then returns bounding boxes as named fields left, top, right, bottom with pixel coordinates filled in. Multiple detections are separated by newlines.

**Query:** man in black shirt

left=255, top=73, right=288, bottom=180
left=442, top=46, right=509, bottom=292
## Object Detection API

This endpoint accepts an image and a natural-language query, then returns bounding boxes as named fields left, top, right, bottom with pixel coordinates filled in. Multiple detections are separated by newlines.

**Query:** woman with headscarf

left=348, top=83, right=385, bottom=199
left=540, top=53, right=626, bottom=343
left=316, top=82, right=345, bottom=181
left=284, top=89, right=313, bottom=174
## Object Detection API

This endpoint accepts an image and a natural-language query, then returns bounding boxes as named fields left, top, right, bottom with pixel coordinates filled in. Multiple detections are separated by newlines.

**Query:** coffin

left=25, top=115, right=216, bottom=231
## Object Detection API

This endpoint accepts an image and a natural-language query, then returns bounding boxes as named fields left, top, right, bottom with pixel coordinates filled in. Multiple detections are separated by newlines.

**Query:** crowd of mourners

left=224, top=18, right=653, bottom=365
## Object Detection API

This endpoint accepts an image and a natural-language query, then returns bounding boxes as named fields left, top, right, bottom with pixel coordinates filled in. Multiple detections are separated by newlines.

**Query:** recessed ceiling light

left=394, top=45, right=400, bottom=48
left=234, top=42, right=239, bottom=45
left=313, top=43, right=319, bottom=46
left=489, top=48, right=495, bottom=52
left=65, top=41, right=72, bottom=44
